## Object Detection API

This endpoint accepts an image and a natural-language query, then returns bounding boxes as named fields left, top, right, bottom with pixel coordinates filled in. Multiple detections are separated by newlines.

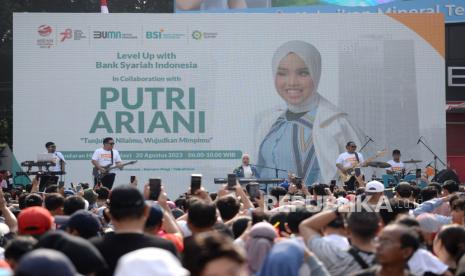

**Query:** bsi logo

left=146, top=29, right=163, bottom=39
left=145, top=28, right=184, bottom=40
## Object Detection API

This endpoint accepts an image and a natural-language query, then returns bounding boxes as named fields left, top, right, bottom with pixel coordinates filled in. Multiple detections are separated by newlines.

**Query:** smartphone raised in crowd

left=75, top=184, right=82, bottom=193
left=415, top=169, right=422, bottom=179
left=247, top=183, right=260, bottom=199
left=130, top=176, right=136, bottom=183
left=227, top=174, right=237, bottom=190
left=295, top=177, right=303, bottom=189
left=354, top=168, right=361, bottom=177
left=149, top=178, right=162, bottom=200
left=190, top=174, right=202, bottom=194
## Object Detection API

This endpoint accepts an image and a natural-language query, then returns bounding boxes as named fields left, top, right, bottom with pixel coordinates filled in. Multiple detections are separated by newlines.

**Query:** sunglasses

left=106, top=142, right=115, bottom=145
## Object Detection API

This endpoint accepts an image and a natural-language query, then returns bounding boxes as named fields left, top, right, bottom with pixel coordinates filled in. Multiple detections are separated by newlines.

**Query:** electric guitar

left=92, top=161, right=137, bottom=181
left=338, top=150, right=387, bottom=183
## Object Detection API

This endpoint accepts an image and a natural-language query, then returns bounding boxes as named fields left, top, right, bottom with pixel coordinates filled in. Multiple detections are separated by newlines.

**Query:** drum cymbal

left=367, top=161, right=391, bottom=168
left=403, top=159, right=422, bottom=164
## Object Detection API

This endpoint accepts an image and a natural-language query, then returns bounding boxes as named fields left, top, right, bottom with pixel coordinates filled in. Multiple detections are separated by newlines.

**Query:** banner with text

left=14, top=13, right=445, bottom=196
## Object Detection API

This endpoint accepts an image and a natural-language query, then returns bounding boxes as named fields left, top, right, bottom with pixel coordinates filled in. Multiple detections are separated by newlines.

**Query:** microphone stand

left=359, top=136, right=374, bottom=152
left=252, top=164, right=288, bottom=178
left=418, top=138, right=446, bottom=176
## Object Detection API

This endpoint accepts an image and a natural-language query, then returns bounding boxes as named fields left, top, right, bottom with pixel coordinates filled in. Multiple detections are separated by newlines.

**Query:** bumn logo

left=93, top=31, right=122, bottom=39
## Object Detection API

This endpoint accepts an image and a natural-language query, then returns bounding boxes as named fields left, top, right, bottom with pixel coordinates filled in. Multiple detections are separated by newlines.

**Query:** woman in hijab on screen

left=257, top=40, right=366, bottom=185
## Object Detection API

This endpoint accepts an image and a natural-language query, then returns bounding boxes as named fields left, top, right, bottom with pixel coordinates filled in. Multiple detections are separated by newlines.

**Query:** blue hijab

left=256, top=239, right=304, bottom=276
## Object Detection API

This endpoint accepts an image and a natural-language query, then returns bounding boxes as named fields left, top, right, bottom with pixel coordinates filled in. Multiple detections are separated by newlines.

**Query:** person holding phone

left=148, top=178, right=162, bottom=201
left=91, top=137, right=123, bottom=190
left=233, top=154, right=260, bottom=179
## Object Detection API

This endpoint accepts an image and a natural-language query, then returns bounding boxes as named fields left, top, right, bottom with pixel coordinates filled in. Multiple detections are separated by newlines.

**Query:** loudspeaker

left=431, top=169, right=460, bottom=183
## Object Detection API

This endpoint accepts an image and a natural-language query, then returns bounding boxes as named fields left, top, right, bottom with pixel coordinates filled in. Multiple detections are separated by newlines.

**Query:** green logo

left=192, top=31, right=202, bottom=40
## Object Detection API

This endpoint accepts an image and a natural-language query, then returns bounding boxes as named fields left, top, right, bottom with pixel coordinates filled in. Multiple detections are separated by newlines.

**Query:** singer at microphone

left=233, top=153, right=260, bottom=179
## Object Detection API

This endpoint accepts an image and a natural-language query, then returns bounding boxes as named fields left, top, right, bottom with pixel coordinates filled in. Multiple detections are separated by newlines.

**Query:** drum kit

left=367, top=158, right=426, bottom=188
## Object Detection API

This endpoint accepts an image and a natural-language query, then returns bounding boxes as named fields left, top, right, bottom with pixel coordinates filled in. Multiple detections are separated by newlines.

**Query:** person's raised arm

left=31, top=176, right=39, bottom=193
left=235, top=182, right=253, bottom=210
left=0, top=189, right=17, bottom=233
left=299, top=208, right=342, bottom=242
left=158, top=187, right=183, bottom=237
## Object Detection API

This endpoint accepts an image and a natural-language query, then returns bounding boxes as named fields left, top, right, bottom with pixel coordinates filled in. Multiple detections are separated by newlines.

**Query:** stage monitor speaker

left=431, top=169, right=460, bottom=184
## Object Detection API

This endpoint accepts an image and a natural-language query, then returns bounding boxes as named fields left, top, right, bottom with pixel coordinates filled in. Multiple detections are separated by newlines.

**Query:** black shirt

left=90, top=232, right=177, bottom=276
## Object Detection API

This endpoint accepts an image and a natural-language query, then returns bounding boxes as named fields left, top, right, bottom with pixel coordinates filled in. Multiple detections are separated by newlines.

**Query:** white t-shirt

left=243, top=165, right=253, bottom=178
left=386, top=160, right=405, bottom=172
left=322, top=234, right=350, bottom=250
left=336, top=152, right=365, bottom=168
left=49, top=151, right=66, bottom=172
left=408, top=248, right=448, bottom=276
left=92, top=148, right=122, bottom=173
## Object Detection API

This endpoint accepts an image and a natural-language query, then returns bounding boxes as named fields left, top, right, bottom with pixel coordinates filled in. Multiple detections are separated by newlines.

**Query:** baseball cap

left=15, top=248, right=77, bottom=276
left=67, top=210, right=102, bottom=239
left=417, top=213, right=442, bottom=233
left=365, top=181, right=385, bottom=193
left=115, top=248, right=189, bottom=276
left=18, top=207, right=54, bottom=236
left=145, top=204, right=163, bottom=228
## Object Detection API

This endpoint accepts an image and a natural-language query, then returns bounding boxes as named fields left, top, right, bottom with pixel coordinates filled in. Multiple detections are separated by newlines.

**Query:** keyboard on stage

left=214, top=178, right=284, bottom=184
left=15, top=171, right=66, bottom=176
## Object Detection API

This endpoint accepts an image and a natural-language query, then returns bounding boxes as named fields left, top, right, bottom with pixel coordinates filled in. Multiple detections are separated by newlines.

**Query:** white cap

left=365, top=181, right=385, bottom=193
left=115, top=248, right=189, bottom=276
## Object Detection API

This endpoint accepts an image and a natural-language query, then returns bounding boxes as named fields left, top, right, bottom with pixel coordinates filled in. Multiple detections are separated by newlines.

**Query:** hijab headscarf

left=245, top=222, right=277, bottom=274
left=272, top=40, right=322, bottom=114
left=257, top=239, right=305, bottom=276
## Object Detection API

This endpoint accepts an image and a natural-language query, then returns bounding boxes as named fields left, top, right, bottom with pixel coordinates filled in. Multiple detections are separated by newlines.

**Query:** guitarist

left=91, top=137, right=123, bottom=189
left=336, top=141, right=366, bottom=191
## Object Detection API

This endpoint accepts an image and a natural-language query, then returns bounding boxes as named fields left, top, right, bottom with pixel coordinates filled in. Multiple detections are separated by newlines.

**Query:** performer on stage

left=39, top=142, right=66, bottom=191
left=233, top=154, right=260, bottom=178
left=257, top=40, right=367, bottom=185
left=386, top=149, right=405, bottom=174
left=336, top=141, right=366, bottom=191
left=91, top=137, right=123, bottom=189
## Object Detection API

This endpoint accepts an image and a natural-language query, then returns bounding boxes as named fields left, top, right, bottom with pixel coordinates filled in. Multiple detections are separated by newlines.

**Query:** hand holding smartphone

left=149, top=178, right=161, bottom=200
left=247, top=183, right=260, bottom=199
left=190, top=174, right=202, bottom=194
left=227, top=174, right=237, bottom=190
left=75, top=184, right=83, bottom=193
left=295, top=177, right=303, bottom=189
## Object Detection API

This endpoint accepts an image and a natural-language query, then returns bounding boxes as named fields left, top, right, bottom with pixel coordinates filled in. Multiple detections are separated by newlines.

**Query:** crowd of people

left=0, top=170, right=464, bottom=276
